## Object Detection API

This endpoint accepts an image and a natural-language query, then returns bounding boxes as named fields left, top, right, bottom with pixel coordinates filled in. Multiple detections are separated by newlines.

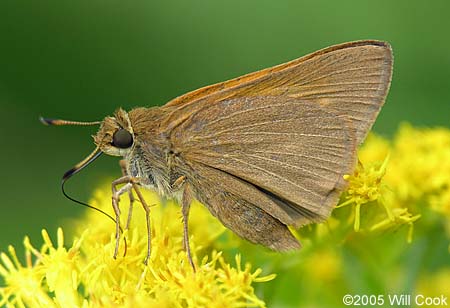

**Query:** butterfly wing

left=189, top=161, right=301, bottom=250
left=161, top=41, right=392, bottom=247
left=164, top=40, right=392, bottom=145
left=172, top=97, right=356, bottom=228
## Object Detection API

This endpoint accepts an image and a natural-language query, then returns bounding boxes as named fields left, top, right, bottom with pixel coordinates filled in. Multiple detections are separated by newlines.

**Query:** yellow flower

left=386, top=123, right=450, bottom=209
left=0, top=187, right=274, bottom=308
left=0, top=244, right=57, bottom=308
left=370, top=208, right=421, bottom=243
left=358, top=133, right=391, bottom=164
left=336, top=155, right=393, bottom=232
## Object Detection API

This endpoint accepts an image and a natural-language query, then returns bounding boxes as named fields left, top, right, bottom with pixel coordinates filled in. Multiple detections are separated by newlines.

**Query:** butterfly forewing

left=171, top=97, right=357, bottom=227
left=164, top=41, right=392, bottom=144
left=160, top=40, right=392, bottom=247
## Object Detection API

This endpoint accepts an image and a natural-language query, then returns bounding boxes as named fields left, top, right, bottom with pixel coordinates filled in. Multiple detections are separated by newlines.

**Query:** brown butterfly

left=41, top=40, right=393, bottom=269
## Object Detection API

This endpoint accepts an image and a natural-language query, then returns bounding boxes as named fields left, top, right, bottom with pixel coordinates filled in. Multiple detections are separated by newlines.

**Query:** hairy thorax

left=126, top=142, right=188, bottom=205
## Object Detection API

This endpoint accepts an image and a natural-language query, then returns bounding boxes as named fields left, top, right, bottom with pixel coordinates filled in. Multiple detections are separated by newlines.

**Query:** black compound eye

left=112, top=129, right=133, bottom=149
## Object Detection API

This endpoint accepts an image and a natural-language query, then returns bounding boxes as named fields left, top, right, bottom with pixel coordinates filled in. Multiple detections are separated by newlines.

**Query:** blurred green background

left=0, top=0, right=449, bottom=305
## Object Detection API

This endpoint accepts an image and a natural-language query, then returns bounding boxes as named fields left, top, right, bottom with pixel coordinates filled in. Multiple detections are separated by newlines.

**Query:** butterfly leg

left=119, top=160, right=136, bottom=229
left=111, top=175, right=152, bottom=264
left=182, top=184, right=196, bottom=271
left=129, top=182, right=152, bottom=265
left=111, top=176, right=134, bottom=259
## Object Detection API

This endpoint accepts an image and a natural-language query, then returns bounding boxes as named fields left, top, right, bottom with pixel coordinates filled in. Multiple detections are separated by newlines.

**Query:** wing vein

left=244, top=153, right=332, bottom=181
left=297, top=67, right=383, bottom=87
left=253, top=150, right=343, bottom=165
left=227, top=156, right=324, bottom=202
left=234, top=131, right=346, bottom=139
left=296, top=81, right=383, bottom=88
left=203, top=103, right=286, bottom=127
left=203, top=116, right=344, bottom=136
left=294, top=56, right=386, bottom=87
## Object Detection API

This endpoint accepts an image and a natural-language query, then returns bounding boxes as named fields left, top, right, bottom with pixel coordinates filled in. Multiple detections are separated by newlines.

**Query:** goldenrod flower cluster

left=1, top=123, right=449, bottom=307
left=336, top=123, right=450, bottom=243
left=0, top=190, right=274, bottom=308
